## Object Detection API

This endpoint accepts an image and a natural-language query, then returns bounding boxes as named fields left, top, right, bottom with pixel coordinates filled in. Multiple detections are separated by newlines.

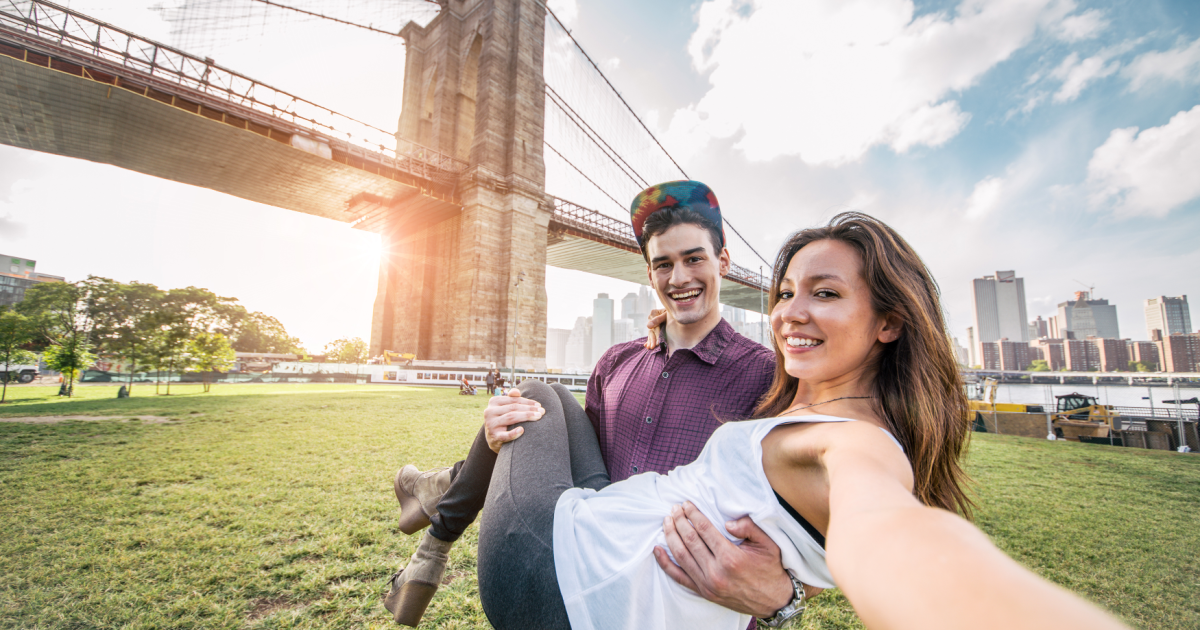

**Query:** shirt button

left=661, top=371, right=669, bottom=379
left=631, top=465, right=638, bottom=473
left=645, top=416, right=653, bottom=424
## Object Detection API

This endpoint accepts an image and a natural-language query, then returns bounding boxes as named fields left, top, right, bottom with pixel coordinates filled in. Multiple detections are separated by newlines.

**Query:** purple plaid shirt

left=586, top=319, right=776, bottom=484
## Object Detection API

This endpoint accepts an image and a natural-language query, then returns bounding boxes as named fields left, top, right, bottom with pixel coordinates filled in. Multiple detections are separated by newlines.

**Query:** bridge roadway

left=0, top=0, right=770, bottom=313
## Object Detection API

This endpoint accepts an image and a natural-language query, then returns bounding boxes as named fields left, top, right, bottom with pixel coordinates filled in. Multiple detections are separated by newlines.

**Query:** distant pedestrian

left=486, top=370, right=496, bottom=395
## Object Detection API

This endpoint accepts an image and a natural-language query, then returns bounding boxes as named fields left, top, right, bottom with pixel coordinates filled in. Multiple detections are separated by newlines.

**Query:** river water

left=988, top=382, right=1200, bottom=410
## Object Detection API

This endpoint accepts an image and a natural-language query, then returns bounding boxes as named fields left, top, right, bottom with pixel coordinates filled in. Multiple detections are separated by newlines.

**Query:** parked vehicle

left=1, top=364, right=39, bottom=384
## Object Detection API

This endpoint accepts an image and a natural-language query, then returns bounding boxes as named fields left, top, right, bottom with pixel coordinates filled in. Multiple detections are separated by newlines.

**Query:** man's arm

left=654, top=504, right=798, bottom=618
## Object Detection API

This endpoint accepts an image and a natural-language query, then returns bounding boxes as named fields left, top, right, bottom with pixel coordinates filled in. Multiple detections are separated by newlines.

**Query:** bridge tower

left=371, top=0, right=549, bottom=369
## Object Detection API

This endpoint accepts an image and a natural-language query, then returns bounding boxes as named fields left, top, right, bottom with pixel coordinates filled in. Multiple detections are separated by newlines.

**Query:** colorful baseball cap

left=630, top=180, right=725, bottom=250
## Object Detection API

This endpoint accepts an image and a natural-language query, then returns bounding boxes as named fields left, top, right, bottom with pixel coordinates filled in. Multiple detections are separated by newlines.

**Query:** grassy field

left=0, top=383, right=1196, bottom=629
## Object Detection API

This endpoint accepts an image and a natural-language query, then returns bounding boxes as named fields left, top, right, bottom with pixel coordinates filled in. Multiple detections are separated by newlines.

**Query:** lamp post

left=508, top=271, right=526, bottom=385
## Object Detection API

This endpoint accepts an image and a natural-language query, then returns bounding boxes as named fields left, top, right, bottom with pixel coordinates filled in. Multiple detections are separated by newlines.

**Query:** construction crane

left=1072, top=279, right=1095, bottom=300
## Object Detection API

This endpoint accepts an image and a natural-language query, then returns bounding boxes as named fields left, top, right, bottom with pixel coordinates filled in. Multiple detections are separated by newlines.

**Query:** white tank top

left=552, top=414, right=902, bottom=630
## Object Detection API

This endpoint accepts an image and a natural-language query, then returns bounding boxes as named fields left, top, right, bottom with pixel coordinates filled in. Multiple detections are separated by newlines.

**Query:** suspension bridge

left=0, top=0, right=770, bottom=368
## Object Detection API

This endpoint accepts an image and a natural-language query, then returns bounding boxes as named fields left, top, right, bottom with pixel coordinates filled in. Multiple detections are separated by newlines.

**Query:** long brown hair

left=754, top=212, right=973, bottom=517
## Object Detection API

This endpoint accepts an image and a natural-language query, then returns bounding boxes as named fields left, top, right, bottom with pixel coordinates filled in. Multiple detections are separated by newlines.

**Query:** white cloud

left=1051, top=52, right=1119, bottom=102
left=667, top=0, right=1072, bottom=165
left=1053, top=8, right=1109, bottom=42
left=1086, top=105, right=1200, bottom=217
left=965, top=176, right=1005, bottom=219
left=603, top=57, right=621, bottom=73
left=1123, top=37, right=1200, bottom=91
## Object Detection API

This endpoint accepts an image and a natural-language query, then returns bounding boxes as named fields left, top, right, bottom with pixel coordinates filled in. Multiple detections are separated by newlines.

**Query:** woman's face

left=770, top=239, right=900, bottom=385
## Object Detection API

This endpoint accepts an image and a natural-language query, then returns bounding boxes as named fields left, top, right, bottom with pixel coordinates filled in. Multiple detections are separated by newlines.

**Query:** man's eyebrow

left=650, top=247, right=707, bottom=264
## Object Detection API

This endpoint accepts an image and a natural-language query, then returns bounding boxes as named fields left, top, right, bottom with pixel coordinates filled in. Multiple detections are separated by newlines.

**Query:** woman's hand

left=643, top=308, right=667, bottom=349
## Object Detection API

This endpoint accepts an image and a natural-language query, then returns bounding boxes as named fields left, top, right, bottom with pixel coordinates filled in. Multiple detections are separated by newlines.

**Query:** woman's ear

left=878, top=312, right=903, bottom=344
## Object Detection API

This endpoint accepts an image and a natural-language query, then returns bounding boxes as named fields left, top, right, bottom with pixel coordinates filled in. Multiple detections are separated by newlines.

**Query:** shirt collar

left=652, top=318, right=735, bottom=365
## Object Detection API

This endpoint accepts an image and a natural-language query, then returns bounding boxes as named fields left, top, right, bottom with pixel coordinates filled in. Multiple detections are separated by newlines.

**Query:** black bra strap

left=774, top=491, right=825, bottom=549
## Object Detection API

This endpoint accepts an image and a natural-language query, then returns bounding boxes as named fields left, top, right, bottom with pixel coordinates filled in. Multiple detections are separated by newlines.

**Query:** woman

left=385, top=212, right=1127, bottom=630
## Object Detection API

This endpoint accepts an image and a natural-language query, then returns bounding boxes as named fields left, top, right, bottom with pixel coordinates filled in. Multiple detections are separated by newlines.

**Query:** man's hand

left=643, top=308, right=667, bottom=349
left=654, top=502, right=817, bottom=618
left=483, top=389, right=545, bottom=453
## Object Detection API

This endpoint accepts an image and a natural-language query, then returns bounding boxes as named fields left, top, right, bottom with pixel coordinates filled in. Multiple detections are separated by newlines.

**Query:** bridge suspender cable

left=541, top=2, right=773, bottom=270
left=545, top=141, right=627, bottom=213
left=540, top=2, right=690, bottom=180
left=546, top=85, right=649, bottom=189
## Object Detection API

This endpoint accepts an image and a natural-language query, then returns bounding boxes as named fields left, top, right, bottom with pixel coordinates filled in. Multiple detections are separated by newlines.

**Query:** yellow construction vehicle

left=1049, top=392, right=1116, bottom=440
left=383, top=351, right=416, bottom=366
left=966, top=378, right=1046, bottom=433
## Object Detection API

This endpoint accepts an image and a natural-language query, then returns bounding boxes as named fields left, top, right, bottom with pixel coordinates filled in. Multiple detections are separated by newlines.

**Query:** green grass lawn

left=0, top=384, right=1196, bottom=629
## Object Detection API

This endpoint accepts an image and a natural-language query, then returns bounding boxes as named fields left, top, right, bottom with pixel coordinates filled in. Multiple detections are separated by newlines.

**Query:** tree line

left=0, top=277, right=305, bottom=399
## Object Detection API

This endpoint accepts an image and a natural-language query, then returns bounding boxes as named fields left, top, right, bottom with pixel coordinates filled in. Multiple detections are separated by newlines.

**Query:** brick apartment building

left=1128, top=341, right=1160, bottom=371
left=1063, top=338, right=1100, bottom=371
left=1154, top=331, right=1200, bottom=373
left=1094, top=337, right=1131, bottom=372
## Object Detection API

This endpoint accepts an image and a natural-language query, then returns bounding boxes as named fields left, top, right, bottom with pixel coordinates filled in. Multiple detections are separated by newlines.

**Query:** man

left=385, top=181, right=799, bottom=627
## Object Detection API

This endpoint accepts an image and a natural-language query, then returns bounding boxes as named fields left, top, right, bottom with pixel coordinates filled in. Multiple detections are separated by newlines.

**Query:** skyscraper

left=565, top=316, right=593, bottom=370
left=971, top=271, right=1029, bottom=361
left=545, top=328, right=571, bottom=370
left=1029, top=316, right=1048, bottom=339
left=591, top=293, right=614, bottom=365
left=1144, top=296, right=1191, bottom=339
left=1055, top=291, right=1120, bottom=339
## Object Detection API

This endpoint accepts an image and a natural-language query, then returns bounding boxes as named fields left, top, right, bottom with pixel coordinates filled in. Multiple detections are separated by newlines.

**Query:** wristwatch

left=757, top=572, right=806, bottom=628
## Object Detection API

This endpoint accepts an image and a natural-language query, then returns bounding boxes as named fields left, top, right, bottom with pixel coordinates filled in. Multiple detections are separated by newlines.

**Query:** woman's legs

left=423, top=382, right=607, bottom=542
left=477, top=380, right=609, bottom=629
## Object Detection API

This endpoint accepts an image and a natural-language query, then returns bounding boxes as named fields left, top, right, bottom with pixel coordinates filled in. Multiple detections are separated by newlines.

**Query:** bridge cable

left=245, top=0, right=774, bottom=269
left=545, top=141, right=627, bottom=213
left=246, top=0, right=424, bottom=38
left=546, top=86, right=648, bottom=190
left=541, top=2, right=689, bottom=180
left=542, top=3, right=772, bottom=270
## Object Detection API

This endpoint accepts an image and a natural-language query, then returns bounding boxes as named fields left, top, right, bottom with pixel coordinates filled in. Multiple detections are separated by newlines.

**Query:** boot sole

left=395, top=469, right=432, bottom=535
left=393, top=579, right=439, bottom=627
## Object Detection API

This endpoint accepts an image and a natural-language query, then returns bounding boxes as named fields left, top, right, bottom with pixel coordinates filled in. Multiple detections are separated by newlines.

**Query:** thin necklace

left=782, top=395, right=874, bottom=416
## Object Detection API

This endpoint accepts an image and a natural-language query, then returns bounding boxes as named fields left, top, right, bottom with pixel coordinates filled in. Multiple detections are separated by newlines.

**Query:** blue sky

left=1, top=0, right=1198, bottom=352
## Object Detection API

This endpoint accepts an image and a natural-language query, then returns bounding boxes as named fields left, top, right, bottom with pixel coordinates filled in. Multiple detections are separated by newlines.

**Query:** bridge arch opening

left=455, top=34, right=482, bottom=162
left=418, top=68, right=438, bottom=147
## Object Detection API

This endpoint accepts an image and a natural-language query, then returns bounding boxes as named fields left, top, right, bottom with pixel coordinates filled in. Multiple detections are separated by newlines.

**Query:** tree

left=90, top=280, right=164, bottom=396
left=228, top=310, right=303, bottom=354
left=17, top=281, right=98, bottom=398
left=323, top=337, right=368, bottom=363
left=1128, top=360, right=1156, bottom=372
left=1028, top=359, right=1050, bottom=372
left=0, top=310, right=37, bottom=403
left=43, top=338, right=96, bottom=397
left=188, top=332, right=236, bottom=393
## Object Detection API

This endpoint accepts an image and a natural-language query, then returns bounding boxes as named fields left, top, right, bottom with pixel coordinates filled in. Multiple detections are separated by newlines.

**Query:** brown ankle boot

left=382, top=531, right=453, bottom=626
left=394, top=465, right=453, bottom=535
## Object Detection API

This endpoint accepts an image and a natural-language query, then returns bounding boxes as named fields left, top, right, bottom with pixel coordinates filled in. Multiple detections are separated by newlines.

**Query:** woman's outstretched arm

left=822, top=434, right=1128, bottom=630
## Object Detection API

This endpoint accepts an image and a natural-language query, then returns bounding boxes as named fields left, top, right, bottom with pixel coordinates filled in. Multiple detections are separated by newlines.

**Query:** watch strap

left=757, top=572, right=806, bottom=628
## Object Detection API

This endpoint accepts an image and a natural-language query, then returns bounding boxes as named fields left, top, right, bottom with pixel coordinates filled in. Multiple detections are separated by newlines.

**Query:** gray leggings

left=477, top=380, right=610, bottom=629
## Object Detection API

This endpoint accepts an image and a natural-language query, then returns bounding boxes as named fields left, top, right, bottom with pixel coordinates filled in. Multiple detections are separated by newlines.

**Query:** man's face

left=644, top=224, right=730, bottom=326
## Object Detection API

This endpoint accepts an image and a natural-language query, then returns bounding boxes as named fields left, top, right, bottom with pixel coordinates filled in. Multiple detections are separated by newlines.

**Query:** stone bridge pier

left=371, top=0, right=549, bottom=370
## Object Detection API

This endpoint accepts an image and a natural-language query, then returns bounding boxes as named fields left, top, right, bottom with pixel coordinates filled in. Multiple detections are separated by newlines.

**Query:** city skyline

left=1, top=0, right=1197, bottom=353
